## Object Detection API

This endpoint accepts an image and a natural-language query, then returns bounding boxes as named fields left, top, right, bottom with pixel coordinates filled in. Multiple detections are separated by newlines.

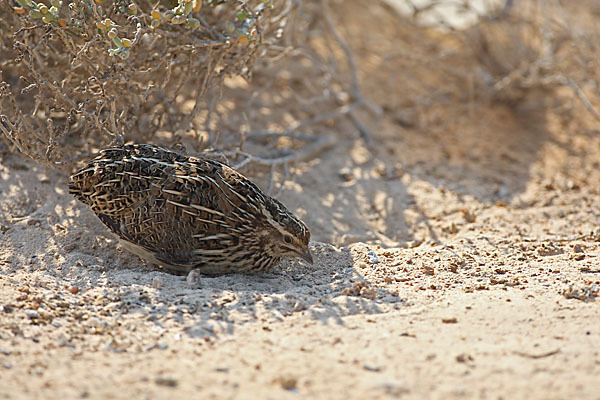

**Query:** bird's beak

left=297, top=248, right=314, bottom=265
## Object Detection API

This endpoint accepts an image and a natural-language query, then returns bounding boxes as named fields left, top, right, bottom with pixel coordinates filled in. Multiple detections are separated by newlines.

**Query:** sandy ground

left=2, top=1, right=600, bottom=399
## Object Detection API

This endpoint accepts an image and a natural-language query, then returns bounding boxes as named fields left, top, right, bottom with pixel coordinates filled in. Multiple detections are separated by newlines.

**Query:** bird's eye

left=284, top=235, right=292, bottom=244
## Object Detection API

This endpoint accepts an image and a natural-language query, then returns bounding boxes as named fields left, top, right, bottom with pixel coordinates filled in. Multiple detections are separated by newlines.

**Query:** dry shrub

left=3, top=0, right=600, bottom=175
left=0, top=0, right=340, bottom=169
left=0, top=0, right=278, bottom=166
left=0, top=0, right=375, bottom=180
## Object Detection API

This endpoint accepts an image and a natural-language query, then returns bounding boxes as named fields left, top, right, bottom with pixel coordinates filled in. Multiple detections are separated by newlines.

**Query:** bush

left=0, top=0, right=292, bottom=167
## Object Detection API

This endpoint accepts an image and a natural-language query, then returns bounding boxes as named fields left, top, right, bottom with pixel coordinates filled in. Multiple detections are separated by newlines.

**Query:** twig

left=288, top=102, right=358, bottom=131
left=130, top=20, right=143, bottom=46
left=514, top=349, right=560, bottom=359
left=72, top=35, right=99, bottom=65
left=266, top=163, right=276, bottom=195
left=197, top=15, right=225, bottom=41
left=273, top=162, right=289, bottom=198
left=565, top=77, right=600, bottom=123
left=0, top=115, right=46, bottom=165
left=319, top=0, right=380, bottom=149
left=206, top=133, right=335, bottom=167
left=247, top=131, right=321, bottom=141
left=347, top=111, right=374, bottom=149
left=321, top=0, right=382, bottom=118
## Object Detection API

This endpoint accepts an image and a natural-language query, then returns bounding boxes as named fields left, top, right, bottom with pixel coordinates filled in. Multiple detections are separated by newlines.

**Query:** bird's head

left=262, top=197, right=313, bottom=264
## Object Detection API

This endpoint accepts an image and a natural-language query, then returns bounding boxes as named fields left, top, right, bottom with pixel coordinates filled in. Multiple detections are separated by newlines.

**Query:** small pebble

left=201, top=321, right=215, bottom=333
left=294, top=301, right=307, bottom=312
left=276, top=376, right=297, bottom=390
left=152, top=277, right=163, bottom=289
left=363, top=364, right=381, bottom=372
left=186, top=270, right=202, bottom=288
left=155, top=376, right=178, bottom=387
left=69, top=285, right=79, bottom=294
left=456, top=353, right=474, bottom=363
left=56, top=332, right=70, bottom=347
left=25, top=309, right=40, bottom=319
left=157, top=342, right=168, bottom=350
left=367, top=251, right=379, bottom=264
left=338, top=167, right=354, bottom=182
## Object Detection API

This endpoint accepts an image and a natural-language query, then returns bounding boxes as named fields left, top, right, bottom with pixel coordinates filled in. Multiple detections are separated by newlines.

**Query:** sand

left=1, top=1, right=600, bottom=399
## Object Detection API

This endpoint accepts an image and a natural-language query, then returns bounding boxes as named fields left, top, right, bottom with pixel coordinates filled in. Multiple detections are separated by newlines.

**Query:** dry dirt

left=1, top=2, right=600, bottom=399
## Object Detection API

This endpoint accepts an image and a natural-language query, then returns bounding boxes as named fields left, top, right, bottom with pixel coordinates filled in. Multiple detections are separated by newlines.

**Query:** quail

left=68, top=144, right=313, bottom=274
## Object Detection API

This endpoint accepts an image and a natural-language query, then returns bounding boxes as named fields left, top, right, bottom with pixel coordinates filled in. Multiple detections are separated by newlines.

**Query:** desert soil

left=1, top=1, right=600, bottom=399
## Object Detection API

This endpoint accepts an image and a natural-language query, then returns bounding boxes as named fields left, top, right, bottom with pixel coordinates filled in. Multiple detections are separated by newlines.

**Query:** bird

left=68, top=143, right=313, bottom=275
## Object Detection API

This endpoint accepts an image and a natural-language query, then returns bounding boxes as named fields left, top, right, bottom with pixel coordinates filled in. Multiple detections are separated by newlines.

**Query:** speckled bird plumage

left=68, top=144, right=312, bottom=275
